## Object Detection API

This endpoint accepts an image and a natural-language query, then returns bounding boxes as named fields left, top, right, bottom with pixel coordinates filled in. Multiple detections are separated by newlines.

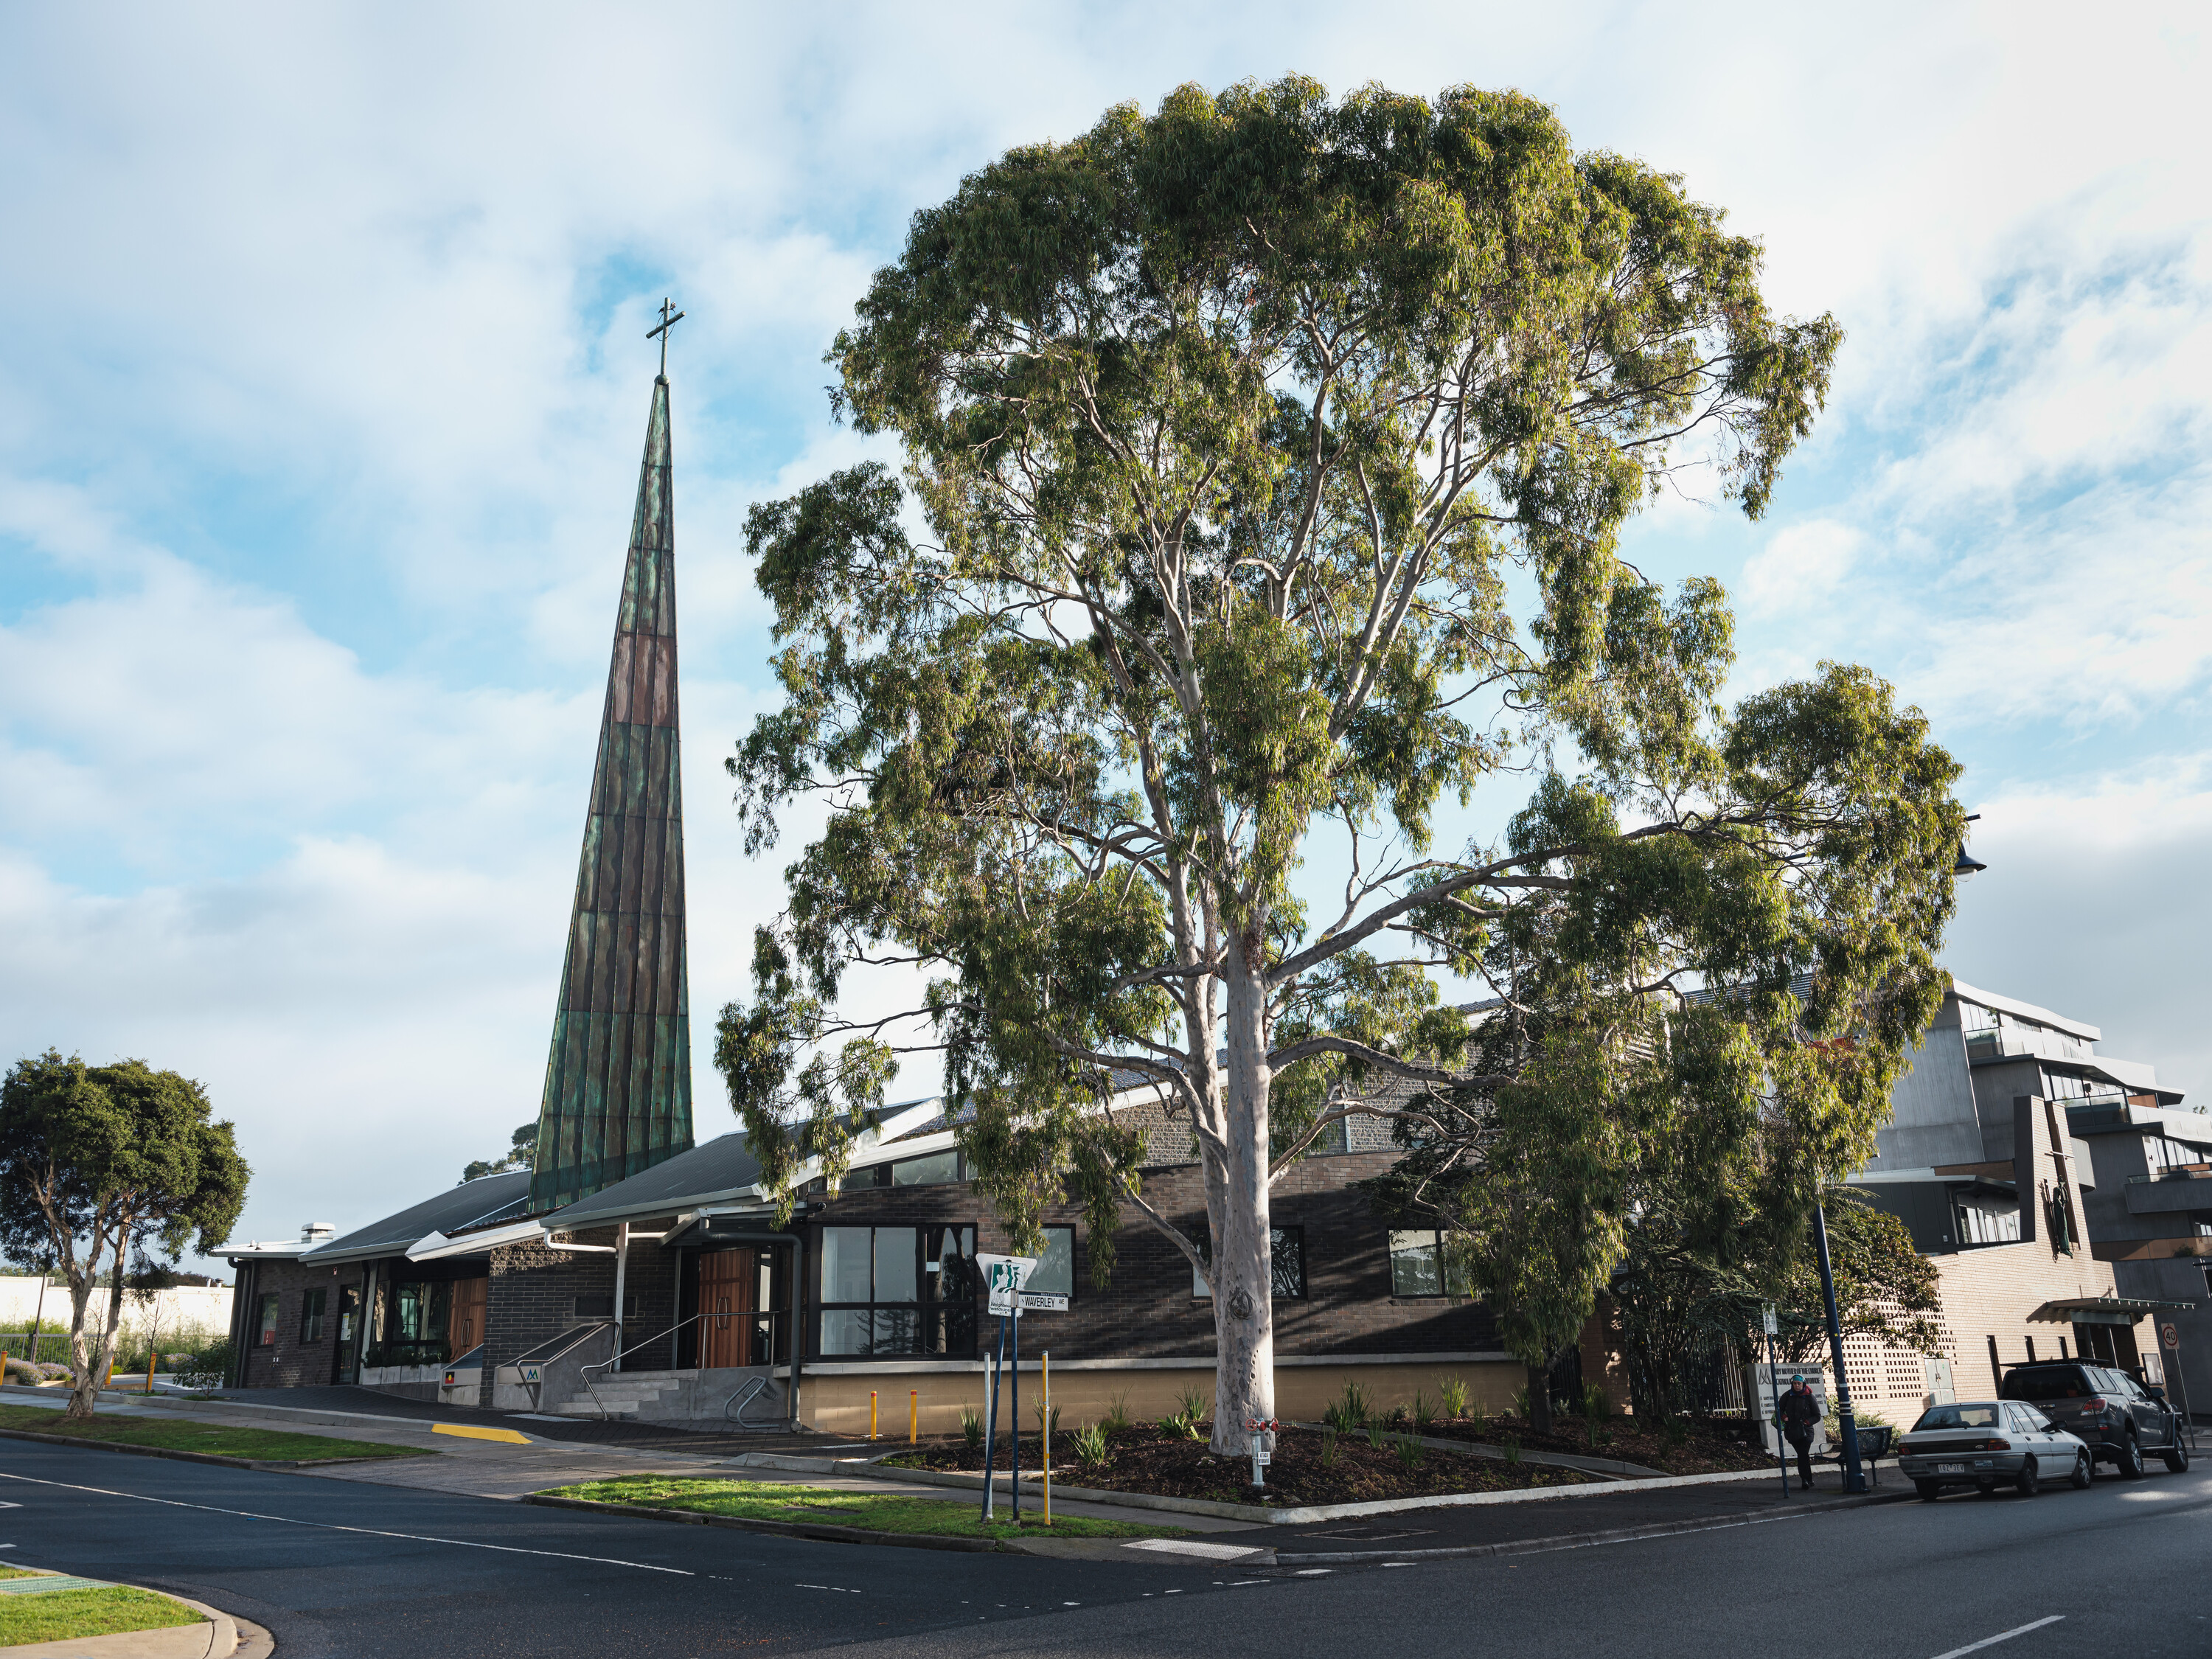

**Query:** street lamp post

left=1812, top=1198, right=1868, bottom=1494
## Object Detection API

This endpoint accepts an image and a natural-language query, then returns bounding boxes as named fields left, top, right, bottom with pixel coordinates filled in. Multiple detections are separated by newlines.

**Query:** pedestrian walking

left=1778, top=1374, right=1822, bottom=1491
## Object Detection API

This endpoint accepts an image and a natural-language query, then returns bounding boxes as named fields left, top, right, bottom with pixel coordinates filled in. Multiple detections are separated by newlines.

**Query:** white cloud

left=1739, top=520, right=1862, bottom=618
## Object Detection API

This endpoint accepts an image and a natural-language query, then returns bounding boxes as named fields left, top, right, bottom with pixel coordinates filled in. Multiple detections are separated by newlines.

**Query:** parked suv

left=1998, top=1361, right=2190, bottom=1475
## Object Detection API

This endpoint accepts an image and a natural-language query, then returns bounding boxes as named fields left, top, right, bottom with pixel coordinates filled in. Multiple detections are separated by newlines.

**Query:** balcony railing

left=2127, top=1166, right=2212, bottom=1186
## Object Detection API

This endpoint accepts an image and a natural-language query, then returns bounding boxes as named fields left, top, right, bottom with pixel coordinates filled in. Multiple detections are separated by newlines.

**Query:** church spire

left=530, top=330, right=694, bottom=1211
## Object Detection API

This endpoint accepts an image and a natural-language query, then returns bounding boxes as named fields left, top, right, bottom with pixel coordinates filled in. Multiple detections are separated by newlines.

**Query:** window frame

left=1388, top=1228, right=1471, bottom=1298
left=817, top=1222, right=978, bottom=1359
left=299, top=1287, right=327, bottom=1343
left=256, top=1293, right=279, bottom=1347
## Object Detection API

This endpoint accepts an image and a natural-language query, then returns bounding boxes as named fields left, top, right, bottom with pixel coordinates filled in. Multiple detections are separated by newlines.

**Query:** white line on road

left=0, top=1470, right=695, bottom=1576
left=1928, top=1615, right=2065, bottom=1659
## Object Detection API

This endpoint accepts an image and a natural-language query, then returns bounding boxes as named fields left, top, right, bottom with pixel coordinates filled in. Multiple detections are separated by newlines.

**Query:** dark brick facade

left=809, top=1149, right=1496, bottom=1362
left=228, top=1256, right=366, bottom=1389
left=477, top=1232, right=684, bottom=1405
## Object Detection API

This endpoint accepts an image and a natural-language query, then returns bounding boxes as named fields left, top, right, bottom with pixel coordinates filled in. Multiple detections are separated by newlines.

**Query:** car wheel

left=2070, top=1450, right=2092, bottom=1489
left=2117, top=1434, right=2145, bottom=1478
left=2164, top=1438, right=2191, bottom=1473
left=1916, top=1478, right=1941, bottom=1502
left=2014, top=1456, right=2039, bottom=1497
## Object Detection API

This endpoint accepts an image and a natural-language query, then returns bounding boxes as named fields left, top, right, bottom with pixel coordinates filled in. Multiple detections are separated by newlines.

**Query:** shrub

left=1468, top=1399, right=1489, bottom=1436
left=172, top=1340, right=232, bottom=1391
left=1069, top=1422, right=1110, bottom=1468
left=1410, top=1389, right=1437, bottom=1433
left=1396, top=1433, right=1425, bottom=1470
left=1103, top=1390, right=1133, bottom=1431
left=1032, top=1399, right=1062, bottom=1440
left=1439, top=1375, right=1470, bottom=1419
left=1320, top=1427, right=1338, bottom=1467
left=1364, top=1424, right=1385, bottom=1450
left=1580, top=1382, right=1609, bottom=1421
left=961, top=1407, right=984, bottom=1450
left=1502, top=1435, right=1523, bottom=1464
left=1174, top=1384, right=1211, bottom=1427
left=1511, top=1385, right=1531, bottom=1419
left=1327, top=1380, right=1371, bottom=1430
left=1385, top=1402, right=1408, bottom=1427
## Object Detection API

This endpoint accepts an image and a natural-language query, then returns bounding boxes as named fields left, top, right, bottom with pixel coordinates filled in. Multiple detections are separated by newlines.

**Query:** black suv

left=1999, top=1361, right=2191, bottom=1475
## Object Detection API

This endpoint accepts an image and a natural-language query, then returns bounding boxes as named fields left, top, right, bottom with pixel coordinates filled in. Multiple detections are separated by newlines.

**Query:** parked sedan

left=1896, top=1400, right=2092, bottom=1499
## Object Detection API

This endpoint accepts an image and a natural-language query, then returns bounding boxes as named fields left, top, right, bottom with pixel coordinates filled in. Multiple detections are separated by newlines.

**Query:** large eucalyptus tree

left=719, top=78, right=1963, bottom=1453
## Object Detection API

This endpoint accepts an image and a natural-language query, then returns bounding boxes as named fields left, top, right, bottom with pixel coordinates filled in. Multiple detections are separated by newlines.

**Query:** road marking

left=434, top=1424, right=532, bottom=1445
left=1929, top=1615, right=2065, bottom=1658
left=1121, top=1538, right=1265, bottom=1560
left=0, top=1471, right=693, bottom=1576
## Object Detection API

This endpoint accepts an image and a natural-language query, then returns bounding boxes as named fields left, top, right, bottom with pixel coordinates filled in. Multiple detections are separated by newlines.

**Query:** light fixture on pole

left=1955, top=812, right=1986, bottom=880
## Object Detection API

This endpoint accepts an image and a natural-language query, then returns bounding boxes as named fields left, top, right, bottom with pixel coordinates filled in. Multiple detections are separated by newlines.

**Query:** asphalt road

left=4, top=1439, right=2209, bottom=1658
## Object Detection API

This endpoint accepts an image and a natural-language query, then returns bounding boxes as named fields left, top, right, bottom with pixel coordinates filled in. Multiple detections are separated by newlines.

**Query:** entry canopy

left=2028, top=1295, right=2195, bottom=1326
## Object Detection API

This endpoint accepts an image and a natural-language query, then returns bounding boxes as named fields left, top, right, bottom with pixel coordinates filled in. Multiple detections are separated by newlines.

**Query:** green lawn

left=541, top=1475, right=1189, bottom=1541
left=0, top=1403, right=430, bottom=1461
left=0, top=1585, right=206, bottom=1646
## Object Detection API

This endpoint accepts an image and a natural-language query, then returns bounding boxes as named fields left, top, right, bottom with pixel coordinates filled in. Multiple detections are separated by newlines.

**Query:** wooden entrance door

left=446, top=1277, right=487, bottom=1360
left=699, top=1248, right=757, bottom=1368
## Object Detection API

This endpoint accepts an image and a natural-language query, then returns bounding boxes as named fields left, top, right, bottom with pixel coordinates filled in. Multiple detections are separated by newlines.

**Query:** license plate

left=1936, top=1462, right=1965, bottom=1474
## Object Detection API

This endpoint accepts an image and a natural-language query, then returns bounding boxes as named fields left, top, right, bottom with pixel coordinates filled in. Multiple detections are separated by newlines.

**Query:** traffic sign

left=2163, top=1322, right=2181, bottom=1350
left=977, top=1254, right=1037, bottom=1316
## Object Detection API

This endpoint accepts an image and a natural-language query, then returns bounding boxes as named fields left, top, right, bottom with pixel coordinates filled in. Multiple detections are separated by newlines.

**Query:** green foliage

left=1323, top=1380, right=1371, bottom=1431
left=961, top=1406, right=984, bottom=1450
left=1502, top=1435, right=1523, bottom=1464
left=1174, top=1384, right=1211, bottom=1425
left=463, top=1121, right=538, bottom=1184
left=1438, top=1375, right=1470, bottom=1418
left=1579, top=1382, right=1610, bottom=1422
left=1320, top=1425, right=1338, bottom=1466
left=1468, top=1399, right=1489, bottom=1436
left=1410, top=1388, right=1438, bottom=1433
left=1069, top=1420, right=1111, bottom=1467
left=1102, top=1389, right=1133, bottom=1431
left=1396, top=1432, right=1426, bottom=1470
left=0, top=1051, right=250, bottom=1416
left=714, top=74, right=1950, bottom=1446
left=1032, top=1397, right=1062, bottom=1440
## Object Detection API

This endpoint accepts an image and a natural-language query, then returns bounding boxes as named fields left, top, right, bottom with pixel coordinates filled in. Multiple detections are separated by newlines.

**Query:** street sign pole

left=980, top=1315, right=1002, bottom=1523
left=1762, top=1305, right=1787, bottom=1498
left=1011, top=1298, right=1021, bottom=1521
left=1812, top=1200, right=1868, bottom=1494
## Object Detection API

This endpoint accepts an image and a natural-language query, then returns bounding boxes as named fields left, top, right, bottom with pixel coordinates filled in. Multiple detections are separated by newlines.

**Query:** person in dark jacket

left=1778, top=1375, right=1822, bottom=1489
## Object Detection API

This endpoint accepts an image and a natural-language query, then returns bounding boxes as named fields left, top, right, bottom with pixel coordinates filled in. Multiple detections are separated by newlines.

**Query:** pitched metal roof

left=540, top=1130, right=765, bottom=1230
left=296, top=1171, right=532, bottom=1267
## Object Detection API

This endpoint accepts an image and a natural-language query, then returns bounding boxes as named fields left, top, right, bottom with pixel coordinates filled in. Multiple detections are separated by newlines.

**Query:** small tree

left=718, top=77, right=1959, bottom=1453
left=463, top=1121, right=538, bottom=1183
left=0, top=1051, right=248, bottom=1418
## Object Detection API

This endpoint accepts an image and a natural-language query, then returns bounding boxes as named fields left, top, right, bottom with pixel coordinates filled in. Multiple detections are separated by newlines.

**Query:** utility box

left=1745, top=1363, right=1831, bottom=1458
left=1924, top=1356, right=1955, bottom=1407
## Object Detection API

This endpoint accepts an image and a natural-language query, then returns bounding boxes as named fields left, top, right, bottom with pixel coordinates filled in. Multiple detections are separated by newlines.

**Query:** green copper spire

left=530, top=369, right=694, bottom=1210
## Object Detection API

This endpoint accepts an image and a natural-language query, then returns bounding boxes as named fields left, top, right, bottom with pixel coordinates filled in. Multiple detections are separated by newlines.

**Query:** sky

left=1, top=1, right=2206, bottom=1268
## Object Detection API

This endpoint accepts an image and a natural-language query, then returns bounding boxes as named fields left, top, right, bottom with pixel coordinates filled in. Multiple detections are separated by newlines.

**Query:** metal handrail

left=509, top=1321, right=619, bottom=1412
left=580, top=1312, right=705, bottom=1421
left=725, top=1374, right=779, bottom=1428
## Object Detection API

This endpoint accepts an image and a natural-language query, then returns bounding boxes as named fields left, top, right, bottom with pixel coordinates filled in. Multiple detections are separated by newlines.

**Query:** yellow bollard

left=146, top=1351, right=159, bottom=1394
left=910, top=1388, right=918, bottom=1444
left=869, top=1390, right=878, bottom=1440
left=1042, top=1352, right=1051, bottom=1527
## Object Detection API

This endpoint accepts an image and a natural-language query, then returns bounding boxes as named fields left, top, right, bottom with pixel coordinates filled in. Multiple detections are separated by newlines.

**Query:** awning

left=406, top=1219, right=546, bottom=1262
left=2027, top=1296, right=2195, bottom=1326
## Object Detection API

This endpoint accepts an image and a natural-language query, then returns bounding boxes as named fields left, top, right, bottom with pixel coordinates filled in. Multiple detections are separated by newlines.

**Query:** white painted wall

left=0, top=1276, right=232, bottom=1340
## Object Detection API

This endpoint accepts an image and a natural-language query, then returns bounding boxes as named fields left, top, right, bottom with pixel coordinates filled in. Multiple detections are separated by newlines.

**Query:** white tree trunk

left=1209, top=937, right=1275, bottom=1456
left=63, top=1239, right=124, bottom=1420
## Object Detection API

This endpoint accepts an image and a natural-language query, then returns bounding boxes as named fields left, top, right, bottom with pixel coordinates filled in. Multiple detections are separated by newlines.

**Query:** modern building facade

left=1836, top=978, right=2206, bottom=1423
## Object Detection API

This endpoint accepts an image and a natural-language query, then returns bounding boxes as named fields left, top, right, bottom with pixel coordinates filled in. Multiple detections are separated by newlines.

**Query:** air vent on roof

left=301, top=1222, right=335, bottom=1243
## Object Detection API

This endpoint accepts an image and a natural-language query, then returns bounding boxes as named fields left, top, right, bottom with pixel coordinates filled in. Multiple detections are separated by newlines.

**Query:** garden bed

left=1418, top=1413, right=1775, bottom=1476
left=882, top=1422, right=1598, bottom=1507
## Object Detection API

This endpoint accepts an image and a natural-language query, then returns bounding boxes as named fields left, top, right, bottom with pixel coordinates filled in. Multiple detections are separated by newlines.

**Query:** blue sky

left=2, top=1, right=2207, bottom=1260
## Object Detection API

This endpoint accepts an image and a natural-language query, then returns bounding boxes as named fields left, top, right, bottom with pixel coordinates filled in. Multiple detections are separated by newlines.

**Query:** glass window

left=300, top=1287, right=326, bottom=1343
left=891, top=1150, right=961, bottom=1186
left=874, top=1230, right=919, bottom=1303
left=1193, top=1228, right=1304, bottom=1299
left=257, top=1293, right=279, bottom=1346
left=818, top=1225, right=974, bottom=1358
left=1029, top=1227, right=1076, bottom=1298
left=1912, top=1403, right=2002, bottom=1430
left=1388, top=1229, right=1470, bottom=1296
left=821, top=1227, right=874, bottom=1303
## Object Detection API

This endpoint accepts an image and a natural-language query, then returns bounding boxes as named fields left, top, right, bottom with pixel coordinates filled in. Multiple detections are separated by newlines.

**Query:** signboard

left=1761, top=1304, right=1778, bottom=1338
left=2164, top=1323, right=2182, bottom=1350
left=1745, top=1364, right=1830, bottom=1458
left=977, top=1254, right=1037, bottom=1317
left=519, top=1363, right=543, bottom=1385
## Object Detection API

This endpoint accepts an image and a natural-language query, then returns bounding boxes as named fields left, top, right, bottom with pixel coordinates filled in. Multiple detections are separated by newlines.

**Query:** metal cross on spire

left=647, top=296, right=686, bottom=378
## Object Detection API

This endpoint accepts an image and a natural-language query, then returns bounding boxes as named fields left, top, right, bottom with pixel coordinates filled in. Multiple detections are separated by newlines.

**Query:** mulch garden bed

left=1419, top=1413, right=1775, bottom=1476
left=882, top=1422, right=1596, bottom=1507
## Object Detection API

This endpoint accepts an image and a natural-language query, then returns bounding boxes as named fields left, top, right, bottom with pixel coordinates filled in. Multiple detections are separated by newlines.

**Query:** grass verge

left=0, top=1585, right=204, bottom=1646
left=541, top=1475, right=1189, bottom=1541
left=0, top=1403, right=429, bottom=1461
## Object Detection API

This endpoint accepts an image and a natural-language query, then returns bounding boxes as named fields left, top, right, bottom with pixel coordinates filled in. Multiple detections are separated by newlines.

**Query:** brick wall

left=478, top=1232, right=684, bottom=1405
left=231, top=1257, right=366, bottom=1389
